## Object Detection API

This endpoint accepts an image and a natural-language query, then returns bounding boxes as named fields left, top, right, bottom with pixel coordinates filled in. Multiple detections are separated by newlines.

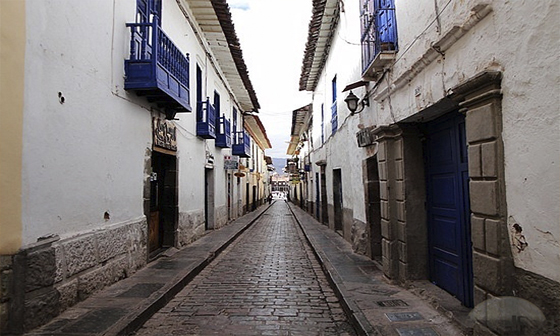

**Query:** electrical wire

left=390, top=0, right=453, bottom=68
left=334, top=0, right=454, bottom=68
left=174, top=121, right=198, bottom=140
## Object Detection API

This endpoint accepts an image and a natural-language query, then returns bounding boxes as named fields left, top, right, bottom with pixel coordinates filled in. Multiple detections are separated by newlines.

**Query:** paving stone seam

left=286, top=203, right=380, bottom=336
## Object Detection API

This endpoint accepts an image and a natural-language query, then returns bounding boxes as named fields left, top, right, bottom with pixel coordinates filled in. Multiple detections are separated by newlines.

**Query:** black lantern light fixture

left=344, top=90, right=369, bottom=115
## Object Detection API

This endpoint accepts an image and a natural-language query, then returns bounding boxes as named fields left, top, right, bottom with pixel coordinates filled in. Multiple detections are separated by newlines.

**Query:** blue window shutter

left=375, top=0, right=397, bottom=51
left=331, top=103, right=338, bottom=135
left=136, top=0, right=161, bottom=23
left=331, top=76, right=337, bottom=135
left=332, top=76, right=337, bottom=103
left=233, top=108, right=237, bottom=133
left=196, top=65, right=202, bottom=122
left=137, top=0, right=149, bottom=23
left=361, top=0, right=397, bottom=73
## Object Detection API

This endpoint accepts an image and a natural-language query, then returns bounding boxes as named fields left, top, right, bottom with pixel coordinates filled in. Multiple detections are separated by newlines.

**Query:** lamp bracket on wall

left=344, top=90, right=369, bottom=115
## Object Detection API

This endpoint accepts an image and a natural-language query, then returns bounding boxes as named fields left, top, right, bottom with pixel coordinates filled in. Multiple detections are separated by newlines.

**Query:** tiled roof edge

left=211, top=0, right=261, bottom=111
left=299, top=0, right=328, bottom=91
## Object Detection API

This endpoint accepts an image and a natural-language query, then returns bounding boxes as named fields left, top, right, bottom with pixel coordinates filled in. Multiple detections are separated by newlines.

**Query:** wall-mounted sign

left=153, top=117, right=177, bottom=151
left=224, top=155, right=239, bottom=170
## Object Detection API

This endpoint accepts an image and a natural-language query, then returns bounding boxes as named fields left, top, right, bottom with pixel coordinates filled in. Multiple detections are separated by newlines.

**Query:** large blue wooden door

left=424, top=112, right=473, bottom=307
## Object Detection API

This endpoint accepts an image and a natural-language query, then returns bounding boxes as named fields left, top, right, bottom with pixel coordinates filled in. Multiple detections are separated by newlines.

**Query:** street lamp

left=344, top=90, right=369, bottom=115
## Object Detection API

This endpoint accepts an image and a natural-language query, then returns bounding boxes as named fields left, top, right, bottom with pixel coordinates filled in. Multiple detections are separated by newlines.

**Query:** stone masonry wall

left=177, top=210, right=205, bottom=248
left=399, top=126, right=428, bottom=282
left=452, top=72, right=514, bottom=304
left=215, top=205, right=229, bottom=230
left=3, top=218, right=147, bottom=334
left=374, top=126, right=401, bottom=281
left=1, top=255, right=14, bottom=334
left=351, top=218, right=369, bottom=256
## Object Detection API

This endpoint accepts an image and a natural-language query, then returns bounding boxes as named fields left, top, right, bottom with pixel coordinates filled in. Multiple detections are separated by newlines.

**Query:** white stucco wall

left=379, top=0, right=560, bottom=281
left=169, top=0, right=249, bottom=220
left=22, top=0, right=150, bottom=244
left=307, top=0, right=369, bottom=223
left=21, top=0, right=252, bottom=245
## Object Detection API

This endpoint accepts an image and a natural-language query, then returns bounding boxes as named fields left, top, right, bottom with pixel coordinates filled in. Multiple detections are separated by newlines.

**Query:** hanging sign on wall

left=153, top=117, right=177, bottom=151
left=224, top=155, right=239, bottom=170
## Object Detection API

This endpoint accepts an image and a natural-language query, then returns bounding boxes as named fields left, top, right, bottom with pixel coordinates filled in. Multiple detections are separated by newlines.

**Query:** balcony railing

left=216, top=116, right=232, bottom=148
left=196, top=99, right=216, bottom=139
left=124, top=17, right=191, bottom=118
left=361, top=0, right=398, bottom=78
left=232, top=130, right=251, bottom=157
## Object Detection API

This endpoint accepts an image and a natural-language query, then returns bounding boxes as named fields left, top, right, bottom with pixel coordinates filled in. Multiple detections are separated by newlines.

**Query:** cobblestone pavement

left=133, top=201, right=357, bottom=336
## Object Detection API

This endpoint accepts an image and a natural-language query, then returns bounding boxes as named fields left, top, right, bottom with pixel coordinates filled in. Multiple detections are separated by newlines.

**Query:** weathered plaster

left=377, top=0, right=560, bottom=283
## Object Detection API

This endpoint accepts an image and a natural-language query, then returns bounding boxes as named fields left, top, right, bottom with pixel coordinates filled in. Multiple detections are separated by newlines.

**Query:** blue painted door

left=424, top=112, right=473, bottom=307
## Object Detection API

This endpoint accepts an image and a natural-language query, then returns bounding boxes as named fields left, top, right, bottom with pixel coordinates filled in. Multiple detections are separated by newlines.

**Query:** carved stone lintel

left=450, top=71, right=503, bottom=108
left=372, top=124, right=402, bottom=140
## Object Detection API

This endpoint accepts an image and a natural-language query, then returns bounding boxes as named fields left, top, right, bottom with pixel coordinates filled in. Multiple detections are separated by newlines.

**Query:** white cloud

left=230, top=0, right=312, bottom=158
left=229, top=0, right=250, bottom=11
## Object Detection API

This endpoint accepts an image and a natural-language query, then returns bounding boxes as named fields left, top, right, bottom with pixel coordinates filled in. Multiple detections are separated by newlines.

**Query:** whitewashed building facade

left=0, top=0, right=270, bottom=333
left=294, top=0, right=559, bottom=334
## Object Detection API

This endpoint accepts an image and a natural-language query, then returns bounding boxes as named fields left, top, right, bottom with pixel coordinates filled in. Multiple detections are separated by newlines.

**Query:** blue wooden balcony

left=124, top=17, right=191, bottom=119
left=361, top=1, right=398, bottom=78
left=196, top=99, right=216, bottom=139
left=232, top=130, right=251, bottom=157
left=216, top=116, right=232, bottom=148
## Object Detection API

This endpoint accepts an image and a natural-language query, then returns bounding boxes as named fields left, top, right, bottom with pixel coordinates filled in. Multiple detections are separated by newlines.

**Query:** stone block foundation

left=1, top=217, right=147, bottom=334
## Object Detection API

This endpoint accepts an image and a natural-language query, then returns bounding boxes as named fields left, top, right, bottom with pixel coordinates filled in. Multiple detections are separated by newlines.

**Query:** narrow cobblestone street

left=133, top=201, right=356, bottom=336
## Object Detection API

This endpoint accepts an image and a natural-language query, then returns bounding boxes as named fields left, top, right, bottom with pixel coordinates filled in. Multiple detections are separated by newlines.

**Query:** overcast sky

left=229, top=0, right=312, bottom=159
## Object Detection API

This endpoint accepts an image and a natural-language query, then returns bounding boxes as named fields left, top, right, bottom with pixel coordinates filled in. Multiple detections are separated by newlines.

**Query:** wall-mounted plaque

left=153, top=117, right=177, bottom=151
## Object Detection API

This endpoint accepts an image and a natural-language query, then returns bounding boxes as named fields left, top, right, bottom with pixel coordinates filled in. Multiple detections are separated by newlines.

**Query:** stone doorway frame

left=373, top=71, right=513, bottom=305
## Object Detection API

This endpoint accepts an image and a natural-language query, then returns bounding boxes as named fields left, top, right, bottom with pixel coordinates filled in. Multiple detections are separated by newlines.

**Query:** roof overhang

left=188, top=0, right=260, bottom=112
left=299, top=0, right=340, bottom=92
left=286, top=104, right=312, bottom=155
left=244, top=114, right=272, bottom=150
